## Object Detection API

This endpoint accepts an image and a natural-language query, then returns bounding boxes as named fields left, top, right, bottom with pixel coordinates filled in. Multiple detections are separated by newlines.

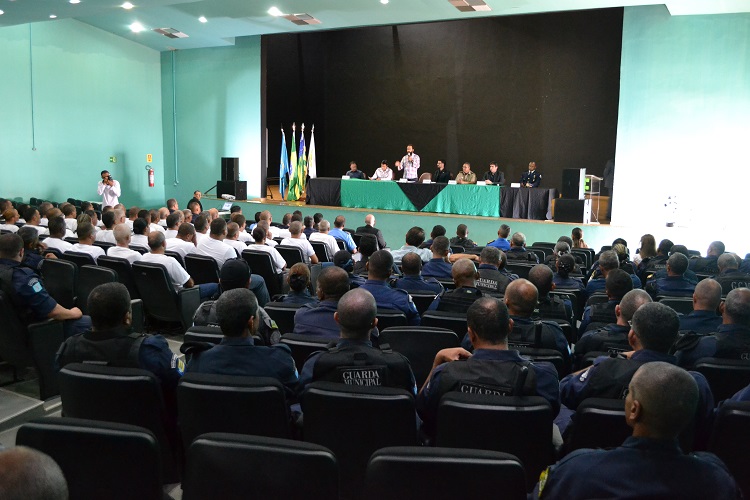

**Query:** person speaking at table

left=345, top=161, right=367, bottom=179
left=433, top=160, right=452, bottom=183
left=370, top=160, right=394, bottom=181
left=521, top=161, right=542, bottom=187
left=455, top=162, right=477, bottom=184
left=483, top=161, right=505, bottom=185
left=398, top=144, right=420, bottom=181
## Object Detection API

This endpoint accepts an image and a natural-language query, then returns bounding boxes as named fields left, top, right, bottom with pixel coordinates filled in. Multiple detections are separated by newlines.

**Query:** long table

left=306, top=178, right=555, bottom=220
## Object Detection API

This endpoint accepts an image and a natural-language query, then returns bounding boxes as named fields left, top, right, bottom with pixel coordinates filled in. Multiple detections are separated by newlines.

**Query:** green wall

left=614, top=6, right=750, bottom=252
left=160, top=36, right=262, bottom=209
left=0, top=19, right=164, bottom=206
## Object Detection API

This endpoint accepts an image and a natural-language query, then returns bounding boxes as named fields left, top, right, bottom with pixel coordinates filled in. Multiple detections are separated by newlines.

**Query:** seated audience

left=449, top=223, right=476, bottom=249
left=187, top=287, right=298, bottom=394
left=393, top=252, right=443, bottom=295
left=334, top=250, right=366, bottom=288
left=353, top=233, right=378, bottom=276
left=130, top=218, right=150, bottom=250
left=534, top=362, right=739, bottom=499
left=21, top=207, right=48, bottom=236
left=278, top=263, right=317, bottom=305
left=421, top=225, right=446, bottom=249
left=475, top=246, right=510, bottom=296
left=417, top=297, right=560, bottom=437
left=638, top=238, right=672, bottom=282
left=361, top=250, right=420, bottom=325
left=580, top=269, right=634, bottom=334
left=487, top=224, right=511, bottom=251
left=195, top=218, right=236, bottom=267
left=294, top=266, right=353, bottom=338
left=309, top=219, right=339, bottom=260
left=164, top=211, right=182, bottom=239
left=107, top=224, right=142, bottom=264
left=428, top=258, right=483, bottom=313
left=553, top=254, right=584, bottom=291
left=328, top=215, right=356, bottom=253
left=165, top=222, right=197, bottom=259
left=390, top=226, right=432, bottom=263
left=528, top=264, right=572, bottom=323
left=17, top=226, right=53, bottom=271
left=42, top=217, right=74, bottom=253
left=644, top=252, right=695, bottom=298
left=297, top=288, right=416, bottom=395
left=70, top=223, right=105, bottom=263
left=571, top=227, right=587, bottom=249
left=679, top=278, right=723, bottom=334
left=302, top=215, right=316, bottom=239
left=248, top=227, right=286, bottom=275
left=689, top=240, right=725, bottom=274
left=0, top=446, right=68, bottom=500
left=505, top=232, right=539, bottom=263
left=95, top=211, right=118, bottom=244
left=223, top=222, right=248, bottom=256
left=713, top=253, right=750, bottom=296
left=280, top=221, right=319, bottom=264
left=0, top=208, right=20, bottom=233
left=356, top=214, right=387, bottom=250
left=422, top=236, right=454, bottom=279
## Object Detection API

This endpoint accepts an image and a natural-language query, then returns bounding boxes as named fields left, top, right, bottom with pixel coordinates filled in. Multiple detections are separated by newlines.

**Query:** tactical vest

left=436, top=287, right=482, bottom=313
left=589, top=301, right=618, bottom=325
left=56, top=330, right=146, bottom=369
left=580, top=356, right=646, bottom=401
left=312, top=343, right=414, bottom=392
left=477, top=269, right=509, bottom=295
left=437, top=358, right=537, bottom=397
left=714, top=332, right=750, bottom=361
left=534, top=296, right=568, bottom=322
left=0, top=263, right=34, bottom=324
left=507, top=320, right=562, bottom=352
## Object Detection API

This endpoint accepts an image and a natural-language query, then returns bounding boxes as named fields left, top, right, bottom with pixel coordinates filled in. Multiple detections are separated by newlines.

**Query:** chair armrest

left=27, top=319, right=65, bottom=400
left=178, top=287, right=201, bottom=332
left=130, top=299, right=144, bottom=333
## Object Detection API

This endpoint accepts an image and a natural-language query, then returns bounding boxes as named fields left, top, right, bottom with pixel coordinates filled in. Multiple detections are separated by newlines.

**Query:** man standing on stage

left=398, top=144, right=420, bottom=181
left=97, top=170, right=121, bottom=207
left=521, top=161, right=542, bottom=187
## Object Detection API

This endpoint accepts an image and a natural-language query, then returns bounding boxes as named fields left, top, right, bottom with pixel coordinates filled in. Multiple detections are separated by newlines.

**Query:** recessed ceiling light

left=69, top=0, right=81, bottom=4
left=268, top=6, right=284, bottom=17
left=129, top=21, right=145, bottom=32
left=49, top=14, right=57, bottom=18
left=198, top=16, right=207, bottom=23
left=380, top=0, right=389, bottom=4
left=0, top=10, right=4, bottom=15
left=121, top=2, right=134, bottom=9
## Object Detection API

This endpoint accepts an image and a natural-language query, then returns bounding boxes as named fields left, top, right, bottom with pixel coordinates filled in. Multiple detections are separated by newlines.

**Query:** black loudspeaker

left=221, top=157, right=239, bottom=181
left=217, top=181, right=247, bottom=201
left=555, top=199, right=591, bottom=223
left=561, top=168, right=586, bottom=199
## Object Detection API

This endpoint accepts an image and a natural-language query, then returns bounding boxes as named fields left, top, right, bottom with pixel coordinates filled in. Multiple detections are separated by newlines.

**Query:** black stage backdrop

left=264, top=8, right=622, bottom=193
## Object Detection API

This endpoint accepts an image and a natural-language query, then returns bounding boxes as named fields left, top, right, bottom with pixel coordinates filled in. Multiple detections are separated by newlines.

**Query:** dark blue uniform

left=508, top=316, right=571, bottom=362
left=416, top=349, right=560, bottom=433
left=713, top=270, right=750, bottom=296
left=552, top=274, right=585, bottom=291
left=679, top=310, right=722, bottom=334
left=579, top=299, right=619, bottom=334
left=650, top=267, right=699, bottom=285
left=645, top=275, right=695, bottom=298
left=689, top=255, right=720, bottom=274
left=345, top=170, right=366, bottom=179
left=506, top=247, right=539, bottom=263
left=477, top=265, right=510, bottom=296
left=392, top=275, right=443, bottom=295
left=675, top=324, right=750, bottom=368
left=534, top=436, right=740, bottom=499
left=421, top=258, right=453, bottom=279
left=293, top=300, right=340, bottom=338
left=279, top=289, right=318, bottom=305
left=187, top=336, right=298, bottom=394
left=521, top=169, right=542, bottom=187
left=297, top=338, right=416, bottom=395
left=573, top=324, right=630, bottom=367
left=0, top=258, right=91, bottom=336
left=360, top=279, right=420, bottom=325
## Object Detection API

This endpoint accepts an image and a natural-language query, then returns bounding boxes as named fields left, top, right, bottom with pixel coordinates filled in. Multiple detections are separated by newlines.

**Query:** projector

left=221, top=194, right=235, bottom=201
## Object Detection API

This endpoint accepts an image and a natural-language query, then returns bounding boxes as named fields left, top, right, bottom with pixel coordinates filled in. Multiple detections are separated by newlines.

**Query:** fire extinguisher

left=145, top=165, right=154, bottom=187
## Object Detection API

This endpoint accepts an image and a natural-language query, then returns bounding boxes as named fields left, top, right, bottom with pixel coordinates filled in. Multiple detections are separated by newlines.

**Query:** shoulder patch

left=28, top=277, right=43, bottom=293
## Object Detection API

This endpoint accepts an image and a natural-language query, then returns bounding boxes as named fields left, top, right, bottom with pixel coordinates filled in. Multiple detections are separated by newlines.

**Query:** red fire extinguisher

left=145, top=165, right=154, bottom=187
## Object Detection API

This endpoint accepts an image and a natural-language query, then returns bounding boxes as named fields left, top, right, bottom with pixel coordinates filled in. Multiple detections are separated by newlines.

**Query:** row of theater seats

left=17, top=362, right=750, bottom=498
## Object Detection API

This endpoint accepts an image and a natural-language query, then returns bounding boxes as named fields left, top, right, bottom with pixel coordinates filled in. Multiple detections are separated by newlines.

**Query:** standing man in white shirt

left=98, top=170, right=121, bottom=207
left=398, top=144, right=421, bottom=182
left=107, top=224, right=143, bottom=264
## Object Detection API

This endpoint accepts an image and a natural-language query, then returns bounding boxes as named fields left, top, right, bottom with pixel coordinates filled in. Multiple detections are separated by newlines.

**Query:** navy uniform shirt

left=574, top=324, right=630, bottom=358
left=713, top=270, right=750, bottom=296
left=346, top=170, right=367, bottom=180
left=297, top=338, right=416, bottom=396
left=487, top=238, right=510, bottom=251
left=675, top=324, right=750, bottom=369
left=393, top=275, right=443, bottom=295
left=552, top=274, right=585, bottom=292
left=506, top=247, right=539, bottom=263
left=279, top=289, right=318, bottom=305
left=293, top=300, right=340, bottom=338
left=421, top=258, right=453, bottom=279
left=360, top=279, right=420, bottom=325
left=534, top=436, right=740, bottom=499
left=579, top=299, right=619, bottom=334
left=187, top=336, right=298, bottom=394
left=416, top=349, right=560, bottom=431
left=679, top=310, right=723, bottom=334
left=645, top=275, right=696, bottom=298
left=0, top=258, right=58, bottom=321
left=521, top=169, right=542, bottom=187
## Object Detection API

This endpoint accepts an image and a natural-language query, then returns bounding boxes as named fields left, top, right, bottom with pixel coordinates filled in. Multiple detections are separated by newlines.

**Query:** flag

left=287, top=124, right=301, bottom=201
left=279, top=127, right=290, bottom=200
left=308, top=125, right=317, bottom=179
left=297, top=124, right=307, bottom=192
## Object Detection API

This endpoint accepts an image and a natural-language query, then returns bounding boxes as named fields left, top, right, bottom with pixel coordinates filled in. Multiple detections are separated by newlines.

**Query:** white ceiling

left=1, top=0, right=749, bottom=51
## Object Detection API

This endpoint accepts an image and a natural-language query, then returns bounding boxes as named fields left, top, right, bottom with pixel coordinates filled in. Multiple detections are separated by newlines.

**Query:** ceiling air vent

left=153, top=27, right=189, bottom=39
left=283, top=13, right=321, bottom=26
left=449, top=0, right=491, bottom=12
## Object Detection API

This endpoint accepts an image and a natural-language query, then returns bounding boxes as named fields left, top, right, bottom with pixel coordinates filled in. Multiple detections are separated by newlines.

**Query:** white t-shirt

left=44, top=237, right=74, bottom=253
left=225, top=239, right=247, bottom=257
left=70, top=243, right=105, bottom=263
left=164, top=229, right=178, bottom=240
left=0, top=223, right=19, bottom=233
left=195, top=237, right=236, bottom=267
left=237, top=231, right=252, bottom=243
left=309, top=232, right=338, bottom=259
left=247, top=244, right=287, bottom=274
left=149, top=223, right=165, bottom=234
left=24, top=225, right=49, bottom=236
left=107, top=245, right=143, bottom=264
left=194, top=232, right=208, bottom=245
left=130, top=234, right=149, bottom=250
left=139, top=252, right=191, bottom=292
left=165, top=238, right=197, bottom=259
left=64, top=218, right=78, bottom=233
left=96, top=229, right=116, bottom=244
left=280, top=237, right=316, bottom=264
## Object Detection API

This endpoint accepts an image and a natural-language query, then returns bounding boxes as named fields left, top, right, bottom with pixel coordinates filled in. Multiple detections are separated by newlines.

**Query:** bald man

left=106, top=224, right=143, bottom=264
left=678, top=278, right=723, bottom=334
left=676, top=287, right=750, bottom=369
left=356, top=214, right=387, bottom=250
left=644, top=252, right=695, bottom=298
left=714, top=253, right=750, bottom=296
left=427, top=258, right=483, bottom=313
left=0, top=446, right=68, bottom=500
left=534, top=362, right=739, bottom=499
left=574, top=289, right=652, bottom=369
left=502, top=279, right=570, bottom=367
left=297, top=288, right=416, bottom=395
